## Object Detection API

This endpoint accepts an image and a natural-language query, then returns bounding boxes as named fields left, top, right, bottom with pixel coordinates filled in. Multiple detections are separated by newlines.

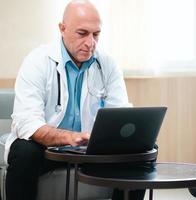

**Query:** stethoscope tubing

left=55, top=58, right=104, bottom=112
left=57, top=71, right=61, bottom=107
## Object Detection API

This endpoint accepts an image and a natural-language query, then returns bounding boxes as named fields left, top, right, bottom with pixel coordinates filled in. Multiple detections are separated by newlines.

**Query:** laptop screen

left=86, top=107, right=167, bottom=155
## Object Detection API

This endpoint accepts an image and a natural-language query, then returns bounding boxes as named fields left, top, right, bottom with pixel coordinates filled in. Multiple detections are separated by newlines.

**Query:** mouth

left=79, top=50, right=93, bottom=58
left=77, top=48, right=95, bottom=61
left=80, top=50, right=92, bottom=53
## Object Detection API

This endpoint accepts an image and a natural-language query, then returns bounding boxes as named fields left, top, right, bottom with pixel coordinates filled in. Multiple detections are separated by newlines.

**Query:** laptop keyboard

left=48, top=145, right=87, bottom=154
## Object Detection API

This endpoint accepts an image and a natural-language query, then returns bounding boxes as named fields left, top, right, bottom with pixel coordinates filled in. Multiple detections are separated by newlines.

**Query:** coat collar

left=47, top=37, right=66, bottom=81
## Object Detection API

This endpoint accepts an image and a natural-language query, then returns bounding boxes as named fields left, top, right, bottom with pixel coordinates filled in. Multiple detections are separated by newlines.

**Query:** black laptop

left=49, top=107, right=167, bottom=155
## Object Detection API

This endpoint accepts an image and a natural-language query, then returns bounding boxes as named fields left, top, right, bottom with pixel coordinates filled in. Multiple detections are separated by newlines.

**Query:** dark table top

left=78, top=163, right=196, bottom=190
left=45, top=148, right=158, bottom=164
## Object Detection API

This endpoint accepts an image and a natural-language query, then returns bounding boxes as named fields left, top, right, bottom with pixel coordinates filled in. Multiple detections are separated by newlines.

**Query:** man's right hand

left=31, top=125, right=90, bottom=147
left=65, top=132, right=90, bottom=146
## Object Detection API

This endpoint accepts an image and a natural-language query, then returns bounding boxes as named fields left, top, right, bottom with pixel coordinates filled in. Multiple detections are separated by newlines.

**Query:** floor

left=144, top=189, right=196, bottom=200
left=101, top=189, right=195, bottom=200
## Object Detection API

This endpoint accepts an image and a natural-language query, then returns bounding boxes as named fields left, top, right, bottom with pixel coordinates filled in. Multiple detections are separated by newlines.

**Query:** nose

left=85, top=34, right=96, bottom=49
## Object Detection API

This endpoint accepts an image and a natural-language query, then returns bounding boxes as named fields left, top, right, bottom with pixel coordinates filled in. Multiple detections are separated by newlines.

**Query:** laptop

left=49, top=106, right=167, bottom=155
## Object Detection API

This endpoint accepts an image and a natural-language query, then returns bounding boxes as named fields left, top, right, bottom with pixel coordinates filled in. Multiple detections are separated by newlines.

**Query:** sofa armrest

left=0, top=89, right=15, bottom=119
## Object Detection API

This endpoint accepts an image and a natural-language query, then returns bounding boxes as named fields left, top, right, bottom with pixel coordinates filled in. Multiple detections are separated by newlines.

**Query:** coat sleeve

left=11, top=48, right=47, bottom=140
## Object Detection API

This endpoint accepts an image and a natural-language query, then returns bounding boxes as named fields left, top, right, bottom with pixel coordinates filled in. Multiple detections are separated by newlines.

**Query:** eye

left=93, top=32, right=101, bottom=38
left=93, top=33, right=98, bottom=37
left=77, top=31, right=87, bottom=36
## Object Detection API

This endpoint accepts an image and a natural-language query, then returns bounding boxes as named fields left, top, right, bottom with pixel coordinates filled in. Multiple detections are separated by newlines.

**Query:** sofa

left=0, top=88, right=112, bottom=200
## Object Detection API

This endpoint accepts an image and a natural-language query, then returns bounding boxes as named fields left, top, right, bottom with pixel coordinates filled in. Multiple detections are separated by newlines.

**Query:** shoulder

left=94, top=47, right=122, bottom=76
left=23, top=44, right=51, bottom=63
left=24, top=38, right=61, bottom=65
left=94, top=47, right=115, bottom=65
left=18, top=43, right=55, bottom=81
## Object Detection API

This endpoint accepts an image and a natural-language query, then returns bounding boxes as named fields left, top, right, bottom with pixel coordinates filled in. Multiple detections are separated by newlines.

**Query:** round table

left=77, top=162, right=196, bottom=200
left=45, top=148, right=158, bottom=200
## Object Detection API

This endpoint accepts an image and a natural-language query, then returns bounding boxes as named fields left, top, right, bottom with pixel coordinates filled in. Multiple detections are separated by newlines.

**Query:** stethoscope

left=55, top=58, right=107, bottom=112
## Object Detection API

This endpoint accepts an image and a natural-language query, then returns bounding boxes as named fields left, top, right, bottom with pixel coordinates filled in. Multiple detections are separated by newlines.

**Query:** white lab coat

left=4, top=38, right=130, bottom=163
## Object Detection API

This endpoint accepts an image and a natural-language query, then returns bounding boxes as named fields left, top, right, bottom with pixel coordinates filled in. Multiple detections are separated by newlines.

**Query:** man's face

left=59, top=16, right=101, bottom=66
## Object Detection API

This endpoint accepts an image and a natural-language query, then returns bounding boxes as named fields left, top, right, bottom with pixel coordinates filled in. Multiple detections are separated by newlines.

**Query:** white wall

left=0, top=0, right=67, bottom=78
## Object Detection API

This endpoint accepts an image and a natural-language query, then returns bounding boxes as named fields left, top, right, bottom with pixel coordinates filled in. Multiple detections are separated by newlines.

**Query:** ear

left=59, top=23, right=66, bottom=35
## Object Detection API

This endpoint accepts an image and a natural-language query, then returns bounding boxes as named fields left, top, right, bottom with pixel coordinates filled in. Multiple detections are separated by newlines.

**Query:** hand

left=69, top=132, right=90, bottom=146
left=31, top=125, right=90, bottom=147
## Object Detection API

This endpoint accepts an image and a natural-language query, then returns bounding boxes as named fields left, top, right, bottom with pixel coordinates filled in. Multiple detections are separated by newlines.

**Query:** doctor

left=5, top=0, right=144, bottom=200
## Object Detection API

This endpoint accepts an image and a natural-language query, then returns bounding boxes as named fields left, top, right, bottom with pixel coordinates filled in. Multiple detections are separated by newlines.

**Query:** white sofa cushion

left=0, top=133, right=9, bottom=166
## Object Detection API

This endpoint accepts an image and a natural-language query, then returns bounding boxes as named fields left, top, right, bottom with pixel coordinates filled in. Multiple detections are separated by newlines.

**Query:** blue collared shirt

left=58, top=40, right=95, bottom=131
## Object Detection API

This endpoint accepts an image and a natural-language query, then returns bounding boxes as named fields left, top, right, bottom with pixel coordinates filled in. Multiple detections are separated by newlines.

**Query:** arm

left=31, top=125, right=90, bottom=147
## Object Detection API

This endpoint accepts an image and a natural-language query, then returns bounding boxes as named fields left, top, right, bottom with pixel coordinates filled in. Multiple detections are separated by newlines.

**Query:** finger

left=75, top=137, right=82, bottom=143
left=82, top=133, right=90, bottom=140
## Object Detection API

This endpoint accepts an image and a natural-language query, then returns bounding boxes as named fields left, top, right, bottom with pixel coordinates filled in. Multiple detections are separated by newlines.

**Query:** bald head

left=63, top=0, right=101, bottom=24
left=59, top=0, right=102, bottom=67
